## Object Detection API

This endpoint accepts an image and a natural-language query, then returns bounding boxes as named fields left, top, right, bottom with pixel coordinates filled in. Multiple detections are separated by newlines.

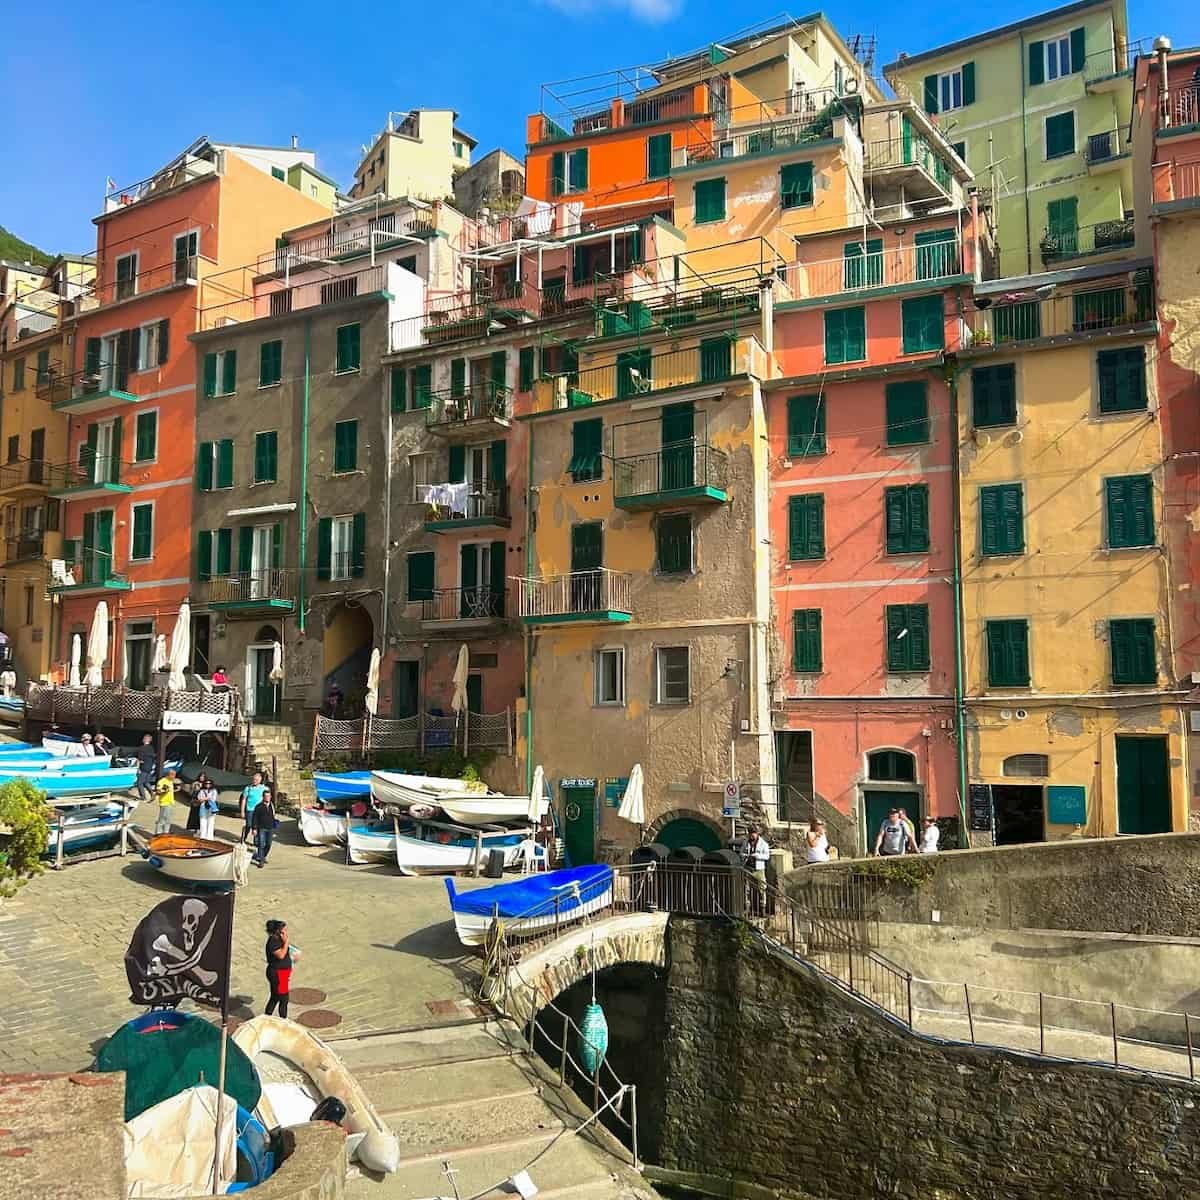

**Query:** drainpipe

left=298, top=317, right=311, bottom=634
left=524, top=420, right=535, bottom=793
left=382, top=351, right=393, bottom=652
left=948, top=354, right=970, bottom=841
left=1019, top=32, right=1033, bottom=276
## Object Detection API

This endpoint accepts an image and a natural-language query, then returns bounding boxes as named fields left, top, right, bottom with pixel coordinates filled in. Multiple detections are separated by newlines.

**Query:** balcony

left=260, top=212, right=439, bottom=275
left=46, top=459, right=133, bottom=502
left=673, top=109, right=839, bottom=170
left=1083, top=39, right=1148, bottom=91
left=103, top=155, right=217, bottom=214
left=202, top=568, right=297, bottom=616
left=863, top=136, right=956, bottom=203
left=534, top=85, right=699, bottom=143
left=1163, top=83, right=1200, bottom=130
left=1085, top=130, right=1128, bottom=172
left=782, top=238, right=965, bottom=302
left=969, top=279, right=1154, bottom=349
left=426, top=383, right=513, bottom=439
left=1153, top=158, right=1200, bottom=210
left=517, top=569, right=632, bottom=626
left=85, top=255, right=200, bottom=313
left=5, top=532, right=45, bottom=563
left=420, top=485, right=511, bottom=532
left=1038, top=219, right=1136, bottom=265
left=199, top=263, right=387, bottom=330
left=47, top=553, right=130, bottom=595
left=0, top=459, right=49, bottom=499
left=613, top=442, right=729, bottom=510
left=47, top=364, right=138, bottom=414
left=420, top=587, right=507, bottom=631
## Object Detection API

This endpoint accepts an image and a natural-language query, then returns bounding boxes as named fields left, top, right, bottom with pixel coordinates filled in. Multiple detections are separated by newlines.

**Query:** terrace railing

left=420, top=587, right=506, bottom=622
left=1038, top=218, right=1136, bottom=262
left=202, top=568, right=298, bottom=607
left=971, top=280, right=1153, bottom=346
left=200, top=264, right=386, bottom=330
left=1085, top=130, right=1124, bottom=164
left=311, top=707, right=515, bottom=757
left=4, top=532, right=45, bottom=562
left=1082, top=38, right=1150, bottom=83
left=516, top=568, right=632, bottom=620
left=0, top=459, right=48, bottom=491
left=612, top=441, right=728, bottom=501
left=1164, top=83, right=1200, bottom=129
left=782, top=237, right=963, bottom=299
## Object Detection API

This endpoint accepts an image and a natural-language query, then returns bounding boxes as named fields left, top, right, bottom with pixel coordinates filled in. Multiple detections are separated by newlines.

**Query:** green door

left=466, top=673, right=482, bottom=714
left=661, top=402, right=695, bottom=491
left=570, top=523, right=603, bottom=613
left=254, top=647, right=278, bottom=719
left=562, top=784, right=596, bottom=865
left=863, top=790, right=919, bottom=849
left=392, top=661, right=419, bottom=718
left=1116, top=735, right=1171, bottom=835
left=656, top=817, right=721, bottom=852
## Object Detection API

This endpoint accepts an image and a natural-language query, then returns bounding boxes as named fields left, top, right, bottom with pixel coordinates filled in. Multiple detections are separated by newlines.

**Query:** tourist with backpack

left=873, top=808, right=918, bottom=857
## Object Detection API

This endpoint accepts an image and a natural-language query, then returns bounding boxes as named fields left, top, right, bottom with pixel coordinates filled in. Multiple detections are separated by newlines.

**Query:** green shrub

left=0, top=779, right=51, bottom=897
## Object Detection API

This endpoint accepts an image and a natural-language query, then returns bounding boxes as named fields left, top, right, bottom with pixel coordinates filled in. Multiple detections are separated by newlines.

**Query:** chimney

left=1155, top=36, right=1172, bottom=127
left=291, top=134, right=299, bottom=149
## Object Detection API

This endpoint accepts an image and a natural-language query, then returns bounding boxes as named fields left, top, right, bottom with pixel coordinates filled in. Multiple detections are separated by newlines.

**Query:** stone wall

left=784, top=832, right=1200, bottom=935
left=658, top=919, right=1200, bottom=1199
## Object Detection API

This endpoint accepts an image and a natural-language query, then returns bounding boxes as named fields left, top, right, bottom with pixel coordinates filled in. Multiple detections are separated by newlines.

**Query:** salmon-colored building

left=49, top=141, right=330, bottom=686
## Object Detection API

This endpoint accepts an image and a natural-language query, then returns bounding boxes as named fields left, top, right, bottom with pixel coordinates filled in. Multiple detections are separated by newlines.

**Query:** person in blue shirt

left=239, top=771, right=265, bottom=844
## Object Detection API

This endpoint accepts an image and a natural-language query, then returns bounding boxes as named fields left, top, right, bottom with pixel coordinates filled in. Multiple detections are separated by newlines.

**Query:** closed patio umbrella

left=151, top=634, right=167, bottom=673
left=167, top=602, right=190, bottom=691
left=364, top=647, right=381, bottom=716
left=528, top=764, right=545, bottom=823
left=85, top=601, right=108, bottom=688
left=450, top=644, right=470, bottom=714
left=268, top=641, right=284, bottom=683
left=68, top=634, right=82, bottom=688
left=618, top=764, right=645, bottom=829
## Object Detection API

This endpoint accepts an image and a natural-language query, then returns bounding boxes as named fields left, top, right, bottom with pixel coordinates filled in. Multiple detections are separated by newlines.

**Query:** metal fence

left=612, top=441, right=728, bottom=501
left=1039, top=217, right=1135, bottom=262
left=421, top=588, right=505, bottom=623
left=516, top=569, right=632, bottom=620
left=203, top=568, right=298, bottom=607
left=311, top=708, right=515, bottom=758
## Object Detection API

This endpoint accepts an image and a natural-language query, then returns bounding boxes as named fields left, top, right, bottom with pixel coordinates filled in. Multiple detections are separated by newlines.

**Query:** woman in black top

left=264, top=918, right=292, bottom=1018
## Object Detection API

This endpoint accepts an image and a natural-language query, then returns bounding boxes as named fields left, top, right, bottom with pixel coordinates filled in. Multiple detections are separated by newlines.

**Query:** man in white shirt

left=920, top=815, right=941, bottom=854
left=745, top=826, right=770, bottom=915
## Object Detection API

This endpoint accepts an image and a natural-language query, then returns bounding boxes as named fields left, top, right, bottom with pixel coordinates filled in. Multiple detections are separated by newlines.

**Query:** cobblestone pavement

left=0, top=796, right=492, bottom=1073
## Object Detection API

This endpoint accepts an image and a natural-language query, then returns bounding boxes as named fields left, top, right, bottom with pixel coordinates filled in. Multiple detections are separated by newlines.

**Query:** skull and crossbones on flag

left=125, top=894, right=233, bottom=1010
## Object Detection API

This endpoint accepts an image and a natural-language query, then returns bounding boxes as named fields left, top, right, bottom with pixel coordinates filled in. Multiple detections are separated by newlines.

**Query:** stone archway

left=321, top=602, right=374, bottom=716
left=644, top=807, right=725, bottom=850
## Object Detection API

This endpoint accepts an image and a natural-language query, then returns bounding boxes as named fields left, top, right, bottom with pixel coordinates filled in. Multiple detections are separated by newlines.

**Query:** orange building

left=48, top=140, right=330, bottom=686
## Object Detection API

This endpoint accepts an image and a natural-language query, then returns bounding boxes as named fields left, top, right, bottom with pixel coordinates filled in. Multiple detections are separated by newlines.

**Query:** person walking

left=239, top=771, right=265, bottom=844
left=898, top=807, right=917, bottom=846
left=920, top=815, right=941, bottom=854
left=745, top=825, right=770, bottom=914
left=874, top=808, right=918, bottom=856
left=154, top=768, right=178, bottom=836
left=185, top=777, right=202, bottom=832
left=263, top=919, right=292, bottom=1018
left=805, top=818, right=830, bottom=864
left=135, top=734, right=157, bottom=803
left=251, top=788, right=277, bottom=867
left=196, top=775, right=219, bottom=840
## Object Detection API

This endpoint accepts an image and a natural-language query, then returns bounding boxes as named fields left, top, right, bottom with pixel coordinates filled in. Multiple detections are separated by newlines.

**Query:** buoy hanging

left=579, top=1000, right=608, bottom=1076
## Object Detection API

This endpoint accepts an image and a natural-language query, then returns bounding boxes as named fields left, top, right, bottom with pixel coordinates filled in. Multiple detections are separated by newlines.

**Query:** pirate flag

left=125, top=893, right=233, bottom=1011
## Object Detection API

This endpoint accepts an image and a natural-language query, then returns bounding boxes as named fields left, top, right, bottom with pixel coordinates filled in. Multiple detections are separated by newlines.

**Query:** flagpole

left=211, top=885, right=236, bottom=1196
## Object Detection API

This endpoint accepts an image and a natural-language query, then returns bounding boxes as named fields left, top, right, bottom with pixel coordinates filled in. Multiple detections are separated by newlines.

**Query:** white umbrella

left=364, top=647, right=381, bottom=716
left=450, top=644, right=470, bottom=714
left=528, top=764, right=545, bottom=823
left=618, top=763, right=645, bottom=827
left=167, top=602, right=190, bottom=691
left=85, top=601, right=108, bottom=688
left=151, top=634, right=167, bottom=673
left=268, top=641, right=284, bottom=683
left=68, top=634, right=82, bottom=688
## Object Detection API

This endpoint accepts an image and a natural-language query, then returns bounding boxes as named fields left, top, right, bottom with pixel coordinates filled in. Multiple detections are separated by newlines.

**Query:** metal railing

left=1082, top=38, right=1149, bottom=84
left=103, top=155, right=217, bottom=213
left=971, top=281, right=1153, bottom=346
left=202, top=568, right=298, bottom=607
left=1039, top=218, right=1135, bottom=261
left=675, top=112, right=836, bottom=168
left=0, top=460, right=47, bottom=491
left=311, top=707, right=515, bottom=757
left=612, top=441, right=729, bottom=501
left=5, top=532, right=44, bottom=562
left=782, top=238, right=962, bottom=299
left=516, top=568, right=632, bottom=620
left=47, top=548, right=125, bottom=589
left=199, top=263, right=386, bottom=330
left=427, top=382, right=512, bottom=429
left=1166, top=159, right=1200, bottom=203
left=1164, top=83, right=1200, bottom=129
left=1085, top=130, right=1124, bottom=164
left=46, top=458, right=126, bottom=491
left=261, top=213, right=438, bottom=274
left=420, top=587, right=505, bottom=622
left=89, top=255, right=200, bottom=308
left=863, top=136, right=955, bottom=192
left=37, top=362, right=138, bottom=406
left=419, top=484, right=510, bottom=523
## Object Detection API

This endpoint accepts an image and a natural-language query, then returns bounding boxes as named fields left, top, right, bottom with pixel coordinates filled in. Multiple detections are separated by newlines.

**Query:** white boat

left=346, top=820, right=399, bottom=864
left=369, top=770, right=487, bottom=810
left=438, top=793, right=546, bottom=827
left=143, top=834, right=251, bottom=885
left=394, top=826, right=526, bottom=876
left=299, top=806, right=348, bottom=847
left=43, top=800, right=131, bottom=855
left=371, top=770, right=543, bottom=826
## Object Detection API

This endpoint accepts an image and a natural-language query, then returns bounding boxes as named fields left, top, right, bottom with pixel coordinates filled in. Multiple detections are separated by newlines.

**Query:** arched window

left=867, top=749, right=917, bottom=783
left=255, top=625, right=281, bottom=643
left=1003, top=754, right=1049, bottom=778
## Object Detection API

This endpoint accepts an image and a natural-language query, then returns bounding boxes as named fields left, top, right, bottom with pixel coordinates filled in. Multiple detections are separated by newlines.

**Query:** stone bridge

left=483, top=911, right=670, bottom=1026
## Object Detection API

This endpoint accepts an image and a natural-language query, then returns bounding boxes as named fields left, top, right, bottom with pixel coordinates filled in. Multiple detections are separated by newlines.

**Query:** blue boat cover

left=445, top=864, right=613, bottom=919
left=315, top=770, right=372, bottom=800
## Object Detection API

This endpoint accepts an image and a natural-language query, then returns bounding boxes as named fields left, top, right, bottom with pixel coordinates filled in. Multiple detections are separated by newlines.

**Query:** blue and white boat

left=444, top=864, right=614, bottom=946
left=346, top=819, right=404, bottom=864
left=0, top=764, right=137, bottom=798
left=314, top=770, right=372, bottom=803
left=0, top=753, right=112, bottom=772
left=394, top=825, right=526, bottom=877
left=44, top=800, right=130, bottom=855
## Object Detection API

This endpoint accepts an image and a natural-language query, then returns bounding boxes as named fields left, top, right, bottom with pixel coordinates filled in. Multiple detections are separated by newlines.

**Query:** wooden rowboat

left=143, top=834, right=250, bottom=885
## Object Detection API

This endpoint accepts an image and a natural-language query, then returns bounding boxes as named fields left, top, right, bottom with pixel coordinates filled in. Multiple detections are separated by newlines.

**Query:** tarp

left=445, top=864, right=612, bottom=919
left=175, top=762, right=253, bottom=790
left=124, top=1085, right=237, bottom=1197
left=97, top=1009, right=261, bottom=1120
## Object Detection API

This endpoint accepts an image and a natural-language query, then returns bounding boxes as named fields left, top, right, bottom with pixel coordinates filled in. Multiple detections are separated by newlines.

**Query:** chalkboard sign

left=969, top=783, right=994, bottom=831
left=1047, top=785, right=1086, bottom=825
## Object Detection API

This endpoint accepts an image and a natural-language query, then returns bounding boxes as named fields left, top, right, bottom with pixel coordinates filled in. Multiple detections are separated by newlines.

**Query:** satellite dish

left=844, top=76, right=860, bottom=94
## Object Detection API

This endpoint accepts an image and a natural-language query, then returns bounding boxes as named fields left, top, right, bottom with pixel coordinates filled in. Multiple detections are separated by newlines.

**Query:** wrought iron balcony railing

left=5, top=532, right=45, bottom=562
left=0, top=459, right=48, bottom=492
left=781, top=237, right=963, bottom=299
left=1085, top=130, right=1124, bottom=164
left=421, top=587, right=506, bottom=622
left=970, top=279, right=1153, bottom=347
left=46, top=458, right=129, bottom=492
left=1039, top=218, right=1135, bottom=262
left=418, top=485, right=510, bottom=524
left=517, top=568, right=632, bottom=621
left=202, top=568, right=298, bottom=608
left=426, top=382, right=513, bottom=429
left=612, top=441, right=729, bottom=503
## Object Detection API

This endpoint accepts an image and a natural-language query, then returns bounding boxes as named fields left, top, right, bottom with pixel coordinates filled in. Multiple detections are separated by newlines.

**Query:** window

left=6, top=435, right=18, bottom=463
left=35, top=348, right=49, bottom=384
left=136, top=319, right=169, bottom=370
left=885, top=381, right=930, bottom=445
left=1105, top=474, right=1154, bottom=548
left=884, top=484, right=930, bottom=554
left=1097, top=349, right=1147, bottom=413
left=980, top=484, right=1024, bottom=555
left=319, top=513, right=365, bottom=581
left=271, top=166, right=286, bottom=181
left=694, top=178, right=726, bottom=224
left=868, top=750, right=917, bottom=782
left=1046, top=196, right=1078, bottom=255
left=973, top=364, right=1017, bottom=427
left=792, top=608, right=822, bottom=673
left=259, top=339, right=283, bottom=387
left=780, top=162, right=814, bottom=209
left=656, top=513, right=692, bottom=574
left=569, top=418, right=603, bottom=482
left=901, top=295, right=944, bottom=354
left=844, top=239, right=882, bottom=289
left=203, top=350, right=237, bottom=398
left=407, top=551, right=435, bottom=601
left=616, top=348, right=651, bottom=398
left=519, top=347, right=536, bottom=392
left=950, top=140, right=967, bottom=162
left=1003, top=754, right=1049, bottom=778
left=886, top=604, right=931, bottom=672
left=656, top=646, right=690, bottom=704
left=787, top=493, right=825, bottom=560
left=1109, top=618, right=1156, bottom=685
left=391, top=366, right=407, bottom=412
left=335, top=323, right=361, bottom=373
left=787, top=394, right=826, bottom=456
left=567, top=148, right=588, bottom=192
left=334, top=419, right=358, bottom=473
left=595, top=648, right=625, bottom=705
left=1045, top=111, right=1075, bottom=159
left=914, top=229, right=958, bottom=280
left=986, top=619, right=1030, bottom=687
left=254, top=431, right=278, bottom=484
left=134, top=411, right=157, bottom=462
left=115, top=252, right=138, bottom=300
left=197, top=439, right=234, bottom=491
left=130, top=503, right=153, bottom=560
left=699, top=337, right=731, bottom=382
left=398, top=255, right=417, bottom=274
left=923, top=62, right=975, bottom=113
left=174, top=230, right=198, bottom=280
left=994, top=302, right=1041, bottom=344
left=12, top=358, right=24, bottom=390
left=453, top=140, right=465, bottom=159
left=1029, top=28, right=1084, bottom=84
left=23, top=585, right=32, bottom=626
left=412, top=364, right=432, bottom=409
left=939, top=68, right=964, bottom=112
left=824, top=307, right=866, bottom=364
left=647, top=133, right=672, bottom=180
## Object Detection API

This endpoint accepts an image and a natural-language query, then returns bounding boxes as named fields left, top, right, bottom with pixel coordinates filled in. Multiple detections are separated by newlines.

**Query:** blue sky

left=0, top=0, right=1193, bottom=255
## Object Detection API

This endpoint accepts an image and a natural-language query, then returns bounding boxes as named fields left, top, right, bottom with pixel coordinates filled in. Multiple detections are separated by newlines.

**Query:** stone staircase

left=328, top=1019, right=652, bottom=1200
left=245, top=720, right=314, bottom=809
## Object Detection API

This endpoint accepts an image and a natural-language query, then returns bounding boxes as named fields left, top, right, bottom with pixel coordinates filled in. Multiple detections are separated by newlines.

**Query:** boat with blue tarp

left=314, top=770, right=372, bottom=802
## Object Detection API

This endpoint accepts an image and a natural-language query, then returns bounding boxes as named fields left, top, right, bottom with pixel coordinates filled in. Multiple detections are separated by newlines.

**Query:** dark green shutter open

left=85, top=337, right=102, bottom=376
left=972, top=364, right=1017, bottom=427
left=787, top=394, right=825, bottom=456
left=647, top=133, right=672, bottom=179
left=886, top=381, right=929, bottom=445
left=569, top=148, right=588, bottom=190
left=317, top=517, right=332, bottom=580
left=450, top=358, right=466, bottom=397
left=391, top=366, right=407, bottom=412
left=197, top=442, right=214, bottom=491
left=962, top=61, right=976, bottom=105
left=980, top=484, right=1025, bottom=555
left=215, top=528, right=232, bottom=575
left=787, top=494, right=825, bottom=560
left=448, top=444, right=466, bottom=484
left=238, top=526, right=253, bottom=573
left=157, top=318, right=170, bottom=365
left=407, top=551, right=435, bottom=601
left=1029, top=40, right=1045, bottom=85
left=519, top=347, right=536, bottom=391
left=987, top=619, right=1030, bottom=686
left=203, top=353, right=217, bottom=398
left=490, top=439, right=507, bottom=490
left=489, top=540, right=506, bottom=615
left=490, top=350, right=507, bottom=393
left=197, top=530, right=213, bottom=582
left=1070, top=27, right=1085, bottom=73
left=550, top=151, right=565, bottom=196
left=221, top=350, right=237, bottom=395
left=81, top=512, right=95, bottom=582
left=351, top=513, right=366, bottom=577
left=792, top=609, right=822, bottom=672
left=271, top=523, right=282, bottom=568
left=216, top=439, right=233, bottom=488
left=923, top=74, right=938, bottom=114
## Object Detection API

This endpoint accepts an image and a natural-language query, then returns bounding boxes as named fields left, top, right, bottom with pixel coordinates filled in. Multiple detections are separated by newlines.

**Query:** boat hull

left=144, top=834, right=249, bottom=884
left=346, top=821, right=397, bottom=864
left=0, top=765, right=136, bottom=797
left=314, top=771, right=371, bottom=802
left=394, top=830, right=524, bottom=877
left=44, top=801, right=128, bottom=855
left=299, top=807, right=348, bottom=846
left=438, top=795, right=545, bottom=826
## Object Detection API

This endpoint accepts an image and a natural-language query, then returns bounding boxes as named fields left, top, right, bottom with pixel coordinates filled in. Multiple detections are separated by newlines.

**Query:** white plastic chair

left=519, top=839, right=549, bottom=874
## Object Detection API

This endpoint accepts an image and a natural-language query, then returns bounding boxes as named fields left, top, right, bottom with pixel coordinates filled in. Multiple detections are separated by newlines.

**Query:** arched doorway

left=654, top=816, right=722, bottom=852
left=862, top=748, right=920, bottom=844
left=246, top=625, right=281, bottom=720
left=322, top=603, right=373, bottom=716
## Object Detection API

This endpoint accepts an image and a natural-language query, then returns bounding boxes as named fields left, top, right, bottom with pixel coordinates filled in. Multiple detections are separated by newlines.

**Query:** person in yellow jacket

left=154, top=768, right=178, bottom=835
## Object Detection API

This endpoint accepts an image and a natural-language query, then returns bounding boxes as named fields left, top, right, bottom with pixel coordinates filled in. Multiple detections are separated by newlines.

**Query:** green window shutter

left=551, top=151, right=565, bottom=196
left=885, top=484, right=930, bottom=553
left=334, top=419, right=358, bottom=472
left=694, top=178, right=726, bottom=223
left=266, top=432, right=278, bottom=482
left=254, top=431, right=278, bottom=483
left=271, top=523, right=282, bottom=569
left=572, top=244, right=589, bottom=286
left=901, top=295, right=944, bottom=354
left=923, top=74, right=938, bottom=114
left=134, top=411, right=157, bottom=461
left=972, top=364, right=1017, bottom=427
left=85, top=337, right=102, bottom=376
left=647, top=133, right=671, bottom=180
left=449, top=358, right=466, bottom=398
left=987, top=620, right=1030, bottom=687
left=407, top=551, right=435, bottom=601
left=81, top=422, right=99, bottom=472
left=448, top=444, right=466, bottom=484
left=215, top=528, right=232, bottom=575
left=569, top=148, right=588, bottom=191
left=908, top=485, right=930, bottom=551
left=569, top=418, right=603, bottom=482
left=109, top=416, right=123, bottom=484
left=780, top=162, right=814, bottom=209
left=699, top=336, right=731, bottom=382
left=1047, top=197, right=1078, bottom=255
left=1045, top=112, right=1074, bottom=159
left=317, top=517, right=332, bottom=580
left=197, top=442, right=214, bottom=492
left=1097, top=348, right=1146, bottom=413
left=488, top=540, right=506, bottom=615
left=221, top=350, right=237, bottom=395
left=390, top=366, right=407, bottom=412
left=197, top=530, right=213, bottom=582
left=1070, top=27, right=1085, bottom=73
left=519, top=347, right=536, bottom=391
left=237, top=525, right=253, bottom=573
left=157, top=319, right=170, bottom=366
left=336, top=324, right=361, bottom=372
left=656, top=513, right=692, bottom=574
left=490, top=438, right=507, bottom=488
left=792, top=609, right=822, bottom=672
left=914, top=228, right=958, bottom=279
left=787, top=494, right=825, bottom=560
left=259, top=339, right=282, bottom=387
left=490, top=350, right=507, bottom=391
left=824, top=307, right=866, bottom=365
left=1029, top=40, right=1045, bottom=85
left=980, top=484, right=1024, bottom=555
left=886, top=604, right=931, bottom=672
left=786, top=394, right=825, bottom=457
left=885, top=381, right=930, bottom=445
left=351, top=513, right=366, bottom=578
left=203, top=353, right=217, bottom=398
left=131, top=505, right=152, bottom=559
left=460, top=542, right=478, bottom=595
left=962, top=61, right=976, bottom=105
left=216, top=439, right=234, bottom=489
left=413, top=364, right=432, bottom=408
left=1111, top=619, right=1156, bottom=685
left=1105, top=474, right=1154, bottom=548
left=81, top=512, right=96, bottom=582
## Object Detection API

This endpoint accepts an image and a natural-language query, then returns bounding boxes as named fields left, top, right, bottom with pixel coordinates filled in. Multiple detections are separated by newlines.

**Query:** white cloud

left=542, top=0, right=681, bottom=23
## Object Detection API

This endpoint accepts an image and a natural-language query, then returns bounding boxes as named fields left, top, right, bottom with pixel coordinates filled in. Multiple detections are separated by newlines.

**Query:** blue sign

left=1047, top=785, right=1087, bottom=825
left=604, top=778, right=628, bottom=808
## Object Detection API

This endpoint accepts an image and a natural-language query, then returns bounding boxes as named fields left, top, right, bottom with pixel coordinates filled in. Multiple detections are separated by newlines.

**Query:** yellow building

left=956, top=259, right=1184, bottom=841
left=348, top=109, right=476, bottom=203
